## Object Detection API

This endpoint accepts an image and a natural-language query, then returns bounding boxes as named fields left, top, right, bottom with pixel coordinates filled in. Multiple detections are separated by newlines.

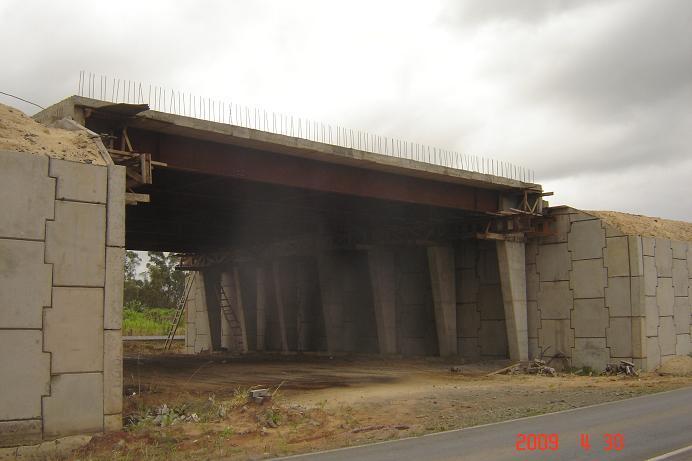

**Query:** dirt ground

left=72, top=345, right=692, bottom=461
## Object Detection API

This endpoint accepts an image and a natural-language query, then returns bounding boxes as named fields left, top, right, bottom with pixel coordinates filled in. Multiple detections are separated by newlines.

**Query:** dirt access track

left=75, top=347, right=692, bottom=460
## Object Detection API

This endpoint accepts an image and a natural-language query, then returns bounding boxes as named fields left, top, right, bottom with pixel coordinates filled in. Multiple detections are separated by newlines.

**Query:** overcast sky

left=1, top=0, right=690, bottom=220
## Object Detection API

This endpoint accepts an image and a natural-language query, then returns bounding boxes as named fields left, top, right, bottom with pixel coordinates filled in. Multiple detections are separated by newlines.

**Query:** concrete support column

left=272, top=261, right=289, bottom=354
left=367, top=248, right=397, bottom=354
left=255, top=266, right=266, bottom=351
left=317, top=253, right=345, bottom=353
left=427, top=246, right=457, bottom=356
left=496, top=240, right=529, bottom=362
left=202, top=270, right=222, bottom=351
left=220, top=268, right=248, bottom=353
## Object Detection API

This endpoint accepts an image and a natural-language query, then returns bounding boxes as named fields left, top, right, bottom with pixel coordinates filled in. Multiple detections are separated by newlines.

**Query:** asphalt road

left=276, top=386, right=692, bottom=461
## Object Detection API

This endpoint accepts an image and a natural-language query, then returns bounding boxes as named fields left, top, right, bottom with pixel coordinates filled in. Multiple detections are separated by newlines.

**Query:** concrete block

left=0, top=239, right=51, bottom=328
left=478, top=285, right=503, bottom=320
left=538, top=319, right=574, bottom=356
left=676, top=334, right=691, bottom=356
left=104, top=247, right=124, bottom=330
left=103, top=330, right=122, bottom=415
left=644, top=256, right=657, bottom=296
left=43, top=373, right=104, bottom=437
left=645, top=297, right=660, bottom=337
left=45, top=201, right=106, bottom=287
left=568, top=219, right=605, bottom=260
left=537, top=281, right=572, bottom=319
left=671, top=241, right=688, bottom=260
left=107, top=165, right=126, bottom=247
left=672, top=259, right=689, bottom=296
left=571, top=298, right=609, bottom=338
left=646, top=336, right=661, bottom=370
left=658, top=317, right=676, bottom=356
left=527, top=301, right=539, bottom=338
left=536, top=243, right=570, bottom=282
left=457, top=303, right=480, bottom=337
left=104, top=414, right=122, bottom=432
left=605, top=277, right=631, bottom=317
left=0, top=330, right=50, bottom=420
left=655, top=238, right=673, bottom=277
left=656, top=278, right=675, bottom=317
left=14, top=434, right=92, bottom=459
left=0, top=151, right=55, bottom=240
left=570, top=259, right=607, bottom=299
left=49, top=158, right=107, bottom=203
left=572, top=337, right=610, bottom=371
left=606, top=317, right=632, bottom=357
left=479, top=320, right=508, bottom=356
left=526, top=264, right=539, bottom=301
left=604, top=236, right=629, bottom=277
left=0, top=420, right=42, bottom=448
left=456, top=269, right=479, bottom=304
left=674, top=297, right=690, bottom=334
left=628, top=236, right=644, bottom=277
left=44, top=287, right=104, bottom=373
left=458, top=337, right=480, bottom=358
left=642, top=237, right=655, bottom=257
left=631, top=317, right=647, bottom=358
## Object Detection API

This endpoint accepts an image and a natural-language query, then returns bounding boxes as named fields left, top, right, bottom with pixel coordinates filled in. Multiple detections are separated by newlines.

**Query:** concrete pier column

left=367, top=248, right=397, bottom=354
left=220, top=268, right=248, bottom=353
left=317, top=253, right=345, bottom=353
left=496, top=240, right=529, bottom=362
left=255, top=266, right=266, bottom=351
left=427, top=246, right=457, bottom=356
left=272, top=261, right=289, bottom=354
left=202, top=270, right=223, bottom=351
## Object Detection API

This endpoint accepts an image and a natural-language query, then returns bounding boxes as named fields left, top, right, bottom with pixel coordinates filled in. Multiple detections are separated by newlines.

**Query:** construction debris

left=604, top=360, right=639, bottom=377
left=249, top=388, right=271, bottom=404
left=490, top=359, right=557, bottom=377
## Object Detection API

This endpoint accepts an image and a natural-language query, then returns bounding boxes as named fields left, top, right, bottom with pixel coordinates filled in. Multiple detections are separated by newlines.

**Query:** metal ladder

left=218, top=284, right=245, bottom=353
left=164, top=275, right=194, bottom=350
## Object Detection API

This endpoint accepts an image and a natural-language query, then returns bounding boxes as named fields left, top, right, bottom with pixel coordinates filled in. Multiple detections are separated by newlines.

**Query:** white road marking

left=647, top=444, right=692, bottom=461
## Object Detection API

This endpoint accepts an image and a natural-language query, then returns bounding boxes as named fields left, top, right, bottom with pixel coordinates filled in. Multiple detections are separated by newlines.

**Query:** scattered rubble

left=249, top=388, right=271, bottom=404
left=490, top=359, right=557, bottom=377
left=604, top=360, right=639, bottom=377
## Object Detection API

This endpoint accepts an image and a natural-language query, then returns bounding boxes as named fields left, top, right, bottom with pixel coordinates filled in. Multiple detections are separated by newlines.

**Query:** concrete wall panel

left=103, top=330, right=122, bottom=415
left=604, top=236, right=629, bottom=277
left=104, top=247, right=124, bottom=330
left=656, top=278, right=675, bottom=317
left=671, top=241, right=687, bottom=260
left=568, top=219, right=605, bottom=260
left=571, top=298, right=608, bottom=338
left=0, top=240, right=51, bottom=328
left=0, top=331, right=50, bottom=421
left=458, top=337, right=480, bottom=358
left=570, top=259, right=607, bottom=299
left=676, top=334, right=691, bottom=356
left=538, top=319, right=573, bottom=357
left=628, top=236, right=644, bottom=277
left=0, top=420, right=42, bottom=448
left=646, top=336, right=661, bottom=370
left=457, top=303, right=480, bottom=338
left=605, top=277, right=631, bottom=317
left=572, top=338, right=610, bottom=370
left=527, top=301, right=539, bottom=338
left=658, top=317, right=676, bottom=357
left=607, top=317, right=632, bottom=357
left=44, top=287, right=104, bottom=373
left=655, top=239, right=673, bottom=277
left=49, top=159, right=107, bottom=204
left=106, top=165, right=126, bottom=247
left=0, top=151, right=55, bottom=240
left=642, top=237, right=655, bottom=257
left=478, top=285, right=503, bottom=320
left=645, top=297, right=659, bottom=336
left=45, top=201, right=106, bottom=287
left=673, top=297, right=690, bottom=334
left=536, top=243, right=570, bottom=282
left=537, top=281, right=572, bottom=319
left=672, top=259, right=689, bottom=296
left=644, top=256, right=657, bottom=296
left=43, top=373, right=103, bottom=437
left=479, top=320, right=507, bottom=356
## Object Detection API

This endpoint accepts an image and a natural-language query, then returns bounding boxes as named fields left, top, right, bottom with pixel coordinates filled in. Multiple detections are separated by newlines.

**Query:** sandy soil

left=587, top=210, right=692, bottom=242
left=657, top=355, right=692, bottom=376
left=0, top=102, right=106, bottom=165
left=73, top=351, right=692, bottom=461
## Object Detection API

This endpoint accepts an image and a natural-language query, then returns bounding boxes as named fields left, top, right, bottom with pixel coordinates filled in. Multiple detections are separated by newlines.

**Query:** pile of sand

left=656, top=355, right=692, bottom=377
left=588, top=210, right=692, bottom=242
left=0, top=103, right=106, bottom=165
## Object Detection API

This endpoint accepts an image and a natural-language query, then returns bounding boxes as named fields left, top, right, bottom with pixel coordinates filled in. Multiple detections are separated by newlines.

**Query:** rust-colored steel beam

left=127, top=129, right=500, bottom=212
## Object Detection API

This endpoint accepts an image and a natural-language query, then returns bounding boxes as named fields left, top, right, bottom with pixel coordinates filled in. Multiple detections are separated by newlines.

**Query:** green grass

left=123, top=307, right=185, bottom=336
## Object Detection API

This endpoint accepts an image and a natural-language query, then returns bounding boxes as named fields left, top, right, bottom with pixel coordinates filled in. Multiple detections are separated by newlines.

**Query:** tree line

left=124, top=251, right=185, bottom=311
